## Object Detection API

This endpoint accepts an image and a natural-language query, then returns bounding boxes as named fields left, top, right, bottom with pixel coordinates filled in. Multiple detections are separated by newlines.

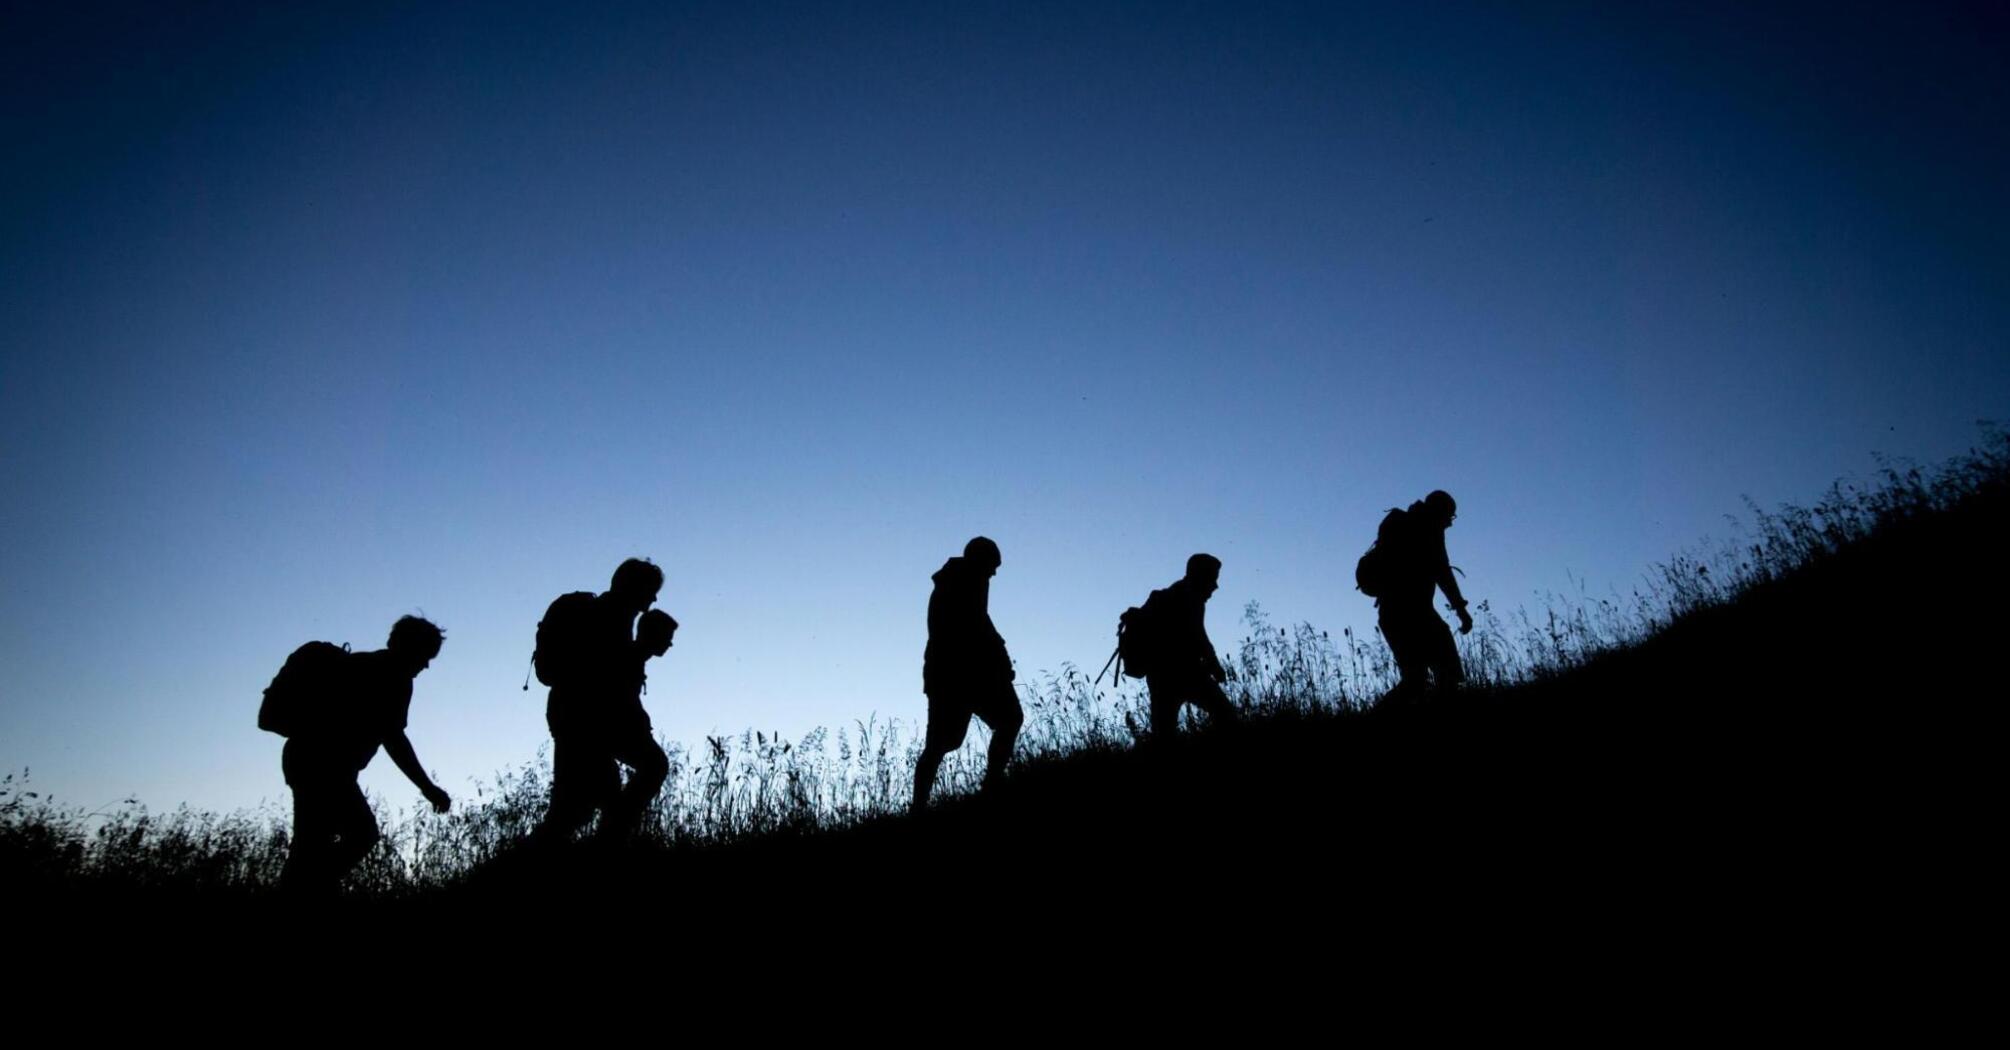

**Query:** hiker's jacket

left=1148, top=578, right=1226, bottom=683
left=607, top=639, right=657, bottom=735
left=547, top=593, right=643, bottom=736
left=1379, top=504, right=1467, bottom=613
left=924, top=556, right=1011, bottom=692
left=292, top=649, right=413, bottom=774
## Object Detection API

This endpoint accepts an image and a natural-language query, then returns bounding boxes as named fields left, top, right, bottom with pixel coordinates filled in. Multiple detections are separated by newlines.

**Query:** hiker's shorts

left=923, top=678, right=1023, bottom=754
left=1379, top=603, right=1464, bottom=689
left=1145, top=674, right=1236, bottom=735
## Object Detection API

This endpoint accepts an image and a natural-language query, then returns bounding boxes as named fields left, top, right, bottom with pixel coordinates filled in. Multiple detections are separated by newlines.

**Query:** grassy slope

left=424, top=464, right=2002, bottom=958
left=15, top=449, right=2000, bottom=1001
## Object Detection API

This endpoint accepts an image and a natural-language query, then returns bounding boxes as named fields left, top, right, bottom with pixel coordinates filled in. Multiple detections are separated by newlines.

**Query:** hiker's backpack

left=258, top=640, right=353, bottom=738
left=1355, top=508, right=1407, bottom=598
left=1097, top=591, right=1164, bottom=685
left=533, top=591, right=599, bottom=688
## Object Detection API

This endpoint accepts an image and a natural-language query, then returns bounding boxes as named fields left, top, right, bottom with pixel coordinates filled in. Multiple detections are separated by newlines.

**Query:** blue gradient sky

left=4, top=1, right=2005, bottom=814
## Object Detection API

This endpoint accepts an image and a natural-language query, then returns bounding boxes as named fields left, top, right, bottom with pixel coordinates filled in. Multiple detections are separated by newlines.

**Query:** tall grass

left=7, top=426, right=2004, bottom=898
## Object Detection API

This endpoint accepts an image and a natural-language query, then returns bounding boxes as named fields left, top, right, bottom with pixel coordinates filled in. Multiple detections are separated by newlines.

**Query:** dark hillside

left=438, top=446, right=2005, bottom=952
left=11, top=440, right=2001, bottom=978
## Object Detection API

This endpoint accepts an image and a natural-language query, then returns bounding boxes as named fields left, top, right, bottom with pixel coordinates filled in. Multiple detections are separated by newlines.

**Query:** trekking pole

left=1093, top=646, right=1121, bottom=688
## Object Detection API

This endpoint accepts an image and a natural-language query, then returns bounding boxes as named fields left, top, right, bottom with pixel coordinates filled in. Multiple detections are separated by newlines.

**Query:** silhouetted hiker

left=913, top=536, right=1023, bottom=812
left=596, top=608, right=676, bottom=831
left=1357, top=490, right=1473, bottom=704
left=1139, top=554, right=1239, bottom=736
left=533, top=558, right=664, bottom=841
left=260, top=615, right=451, bottom=895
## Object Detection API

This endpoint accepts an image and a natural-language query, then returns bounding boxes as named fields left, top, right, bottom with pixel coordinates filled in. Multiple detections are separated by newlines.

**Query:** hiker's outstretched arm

left=1437, top=565, right=1467, bottom=611
left=384, top=732, right=450, bottom=812
left=1197, top=606, right=1225, bottom=681
left=1433, top=534, right=1473, bottom=633
left=1433, top=532, right=1467, bottom=610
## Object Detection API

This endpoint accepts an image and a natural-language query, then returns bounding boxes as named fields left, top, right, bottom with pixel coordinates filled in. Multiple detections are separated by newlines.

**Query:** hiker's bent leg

left=281, top=743, right=355, bottom=894
left=1379, top=610, right=1430, bottom=706
left=1426, top=617, right=1464, bottom=694
left=912, top=747, right=946, bottom=812
left=543, top=733, right=615, bottom=837
left=283, top=784, right=335, bottom=892
left=913, top=696, right=972, bottom=811
left=540, top=734, right=588, bottom=835
left=606, top=732, right=669, bottom=832
left=1146, top=677, right=1183, bottom=737
left=976, top=680, right=1023, bottom=786
left=326, top=780, right=380, bottom=880
left=1191, top=678, right=1238, bottom=725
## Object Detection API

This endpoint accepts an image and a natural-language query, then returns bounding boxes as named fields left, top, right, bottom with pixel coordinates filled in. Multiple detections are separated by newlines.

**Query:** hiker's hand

left=424, top=785, right=451, bottom=813
left=1456, top=607, right=1474, bottom=635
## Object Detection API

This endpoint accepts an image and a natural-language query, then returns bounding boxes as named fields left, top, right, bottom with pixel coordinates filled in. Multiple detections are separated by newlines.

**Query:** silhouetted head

left=1185, top=553, right=1222, bottom=598
left=609, top=558, right=663, bottom=614
left=1422, top=490, right=1458, bottom=529
left=386, top=616, right=445, bottom=676
left=964, top=536, right=1001, bottom=577
left=637, top=608, right=678, bottom=658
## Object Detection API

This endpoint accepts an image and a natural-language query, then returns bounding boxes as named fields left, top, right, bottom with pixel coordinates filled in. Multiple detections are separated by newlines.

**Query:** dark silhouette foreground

left=265, top=616, right=451, bottom=895
left=913, top=536, right=1022, bottom=812
left=1361, top=489, right=1473, bottom=705
left=1139, top=553, right=1239, bottom=736
left=536, top=558, right=671, bottom=841
left=17, top=443, right=1998, bottom=979
left=439, top=467, right=1998, bottom=954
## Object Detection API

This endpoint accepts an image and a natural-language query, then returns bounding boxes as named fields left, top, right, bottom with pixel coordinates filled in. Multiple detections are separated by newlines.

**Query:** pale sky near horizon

left=4, top=1, right=2005, bottom=814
